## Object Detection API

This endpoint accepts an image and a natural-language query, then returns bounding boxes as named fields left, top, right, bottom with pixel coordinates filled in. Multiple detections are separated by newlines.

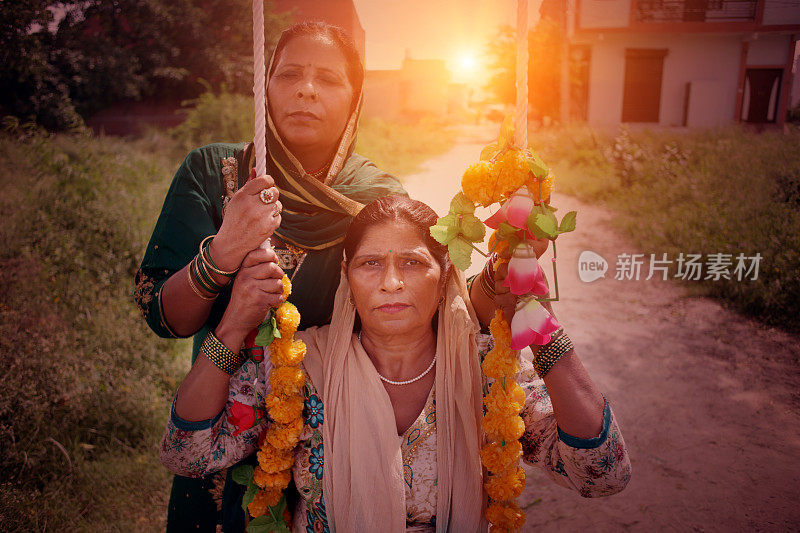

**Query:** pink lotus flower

left=485, top=186, right=536, bottom=231
left=503, top=243, right=549, bottom=296
left=510, top=297, right=561, bottom=350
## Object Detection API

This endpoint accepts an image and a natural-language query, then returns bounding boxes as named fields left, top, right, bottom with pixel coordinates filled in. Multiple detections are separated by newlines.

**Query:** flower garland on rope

left=430, top=119, right=578, bottom=532
left=232, top=274, right=304, bottom=532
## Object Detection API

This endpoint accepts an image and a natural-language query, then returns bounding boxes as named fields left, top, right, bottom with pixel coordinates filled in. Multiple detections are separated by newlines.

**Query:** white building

left=567, top=0, right=800, bottom=128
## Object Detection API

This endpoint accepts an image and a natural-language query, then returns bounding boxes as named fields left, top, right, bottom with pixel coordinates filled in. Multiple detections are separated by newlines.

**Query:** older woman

left=135, top=21, right=406, bottom=531
left=161, top=196, right=631, bottom=532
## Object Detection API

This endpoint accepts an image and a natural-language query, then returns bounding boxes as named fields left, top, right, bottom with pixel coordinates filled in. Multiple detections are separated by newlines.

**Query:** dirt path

left=403, top=126, right=800, bottom=532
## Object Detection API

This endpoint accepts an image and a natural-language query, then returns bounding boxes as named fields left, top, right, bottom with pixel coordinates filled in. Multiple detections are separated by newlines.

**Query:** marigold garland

left=461, top=150, right=553, bottom=207
left=247, top=274, right=307, bottom=521
left=481, top=310, right=527, bottom=531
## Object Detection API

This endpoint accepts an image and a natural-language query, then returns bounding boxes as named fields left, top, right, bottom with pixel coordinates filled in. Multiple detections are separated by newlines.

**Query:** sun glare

left=454, top=50, right=480, bottom=82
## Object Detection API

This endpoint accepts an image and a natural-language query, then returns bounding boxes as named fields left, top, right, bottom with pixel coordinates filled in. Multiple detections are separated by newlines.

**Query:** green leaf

left=449, top=192, right=475, bottom=215
left=480, top=141, right=501, bottom=161
left=532, top=213, right=558, bottom=239
left=430, top=224, right=458, bottom=244
left=254, top=312, right=278, bottom=346
left=231, top=465, right=255, bottom=486
left=241, top=481, right=257, bottom=513
left=526, top=152, right=550, bottom=178
left=559, top=211, right=577, bottom=233
left=459, top=214, right=486, bottom=242
left=247, top=497, right=290, bottom=533
left=499, top=115, right=515, bottom=149
left=448, top=237, right=473, bottom=271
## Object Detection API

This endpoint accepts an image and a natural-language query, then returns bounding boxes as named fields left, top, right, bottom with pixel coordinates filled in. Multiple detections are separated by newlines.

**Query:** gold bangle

left=534, top=332, right=573, bottom=378
left=199, top=235, right=238, bottom=277
left=187, top=264, right=216, bottom=301
left=201, top=330, right=245, bottom=375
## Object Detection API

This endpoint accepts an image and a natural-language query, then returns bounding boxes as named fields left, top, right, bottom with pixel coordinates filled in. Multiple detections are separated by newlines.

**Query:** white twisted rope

left=252, top=0, right=272, bottom=251
left=515, top=0, right=529, bottom=149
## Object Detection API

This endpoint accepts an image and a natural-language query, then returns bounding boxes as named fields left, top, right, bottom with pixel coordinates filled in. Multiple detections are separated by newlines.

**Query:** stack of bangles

left=187, top=235, right=239, bottom=300
left=473, top=256, right=574, bottom=378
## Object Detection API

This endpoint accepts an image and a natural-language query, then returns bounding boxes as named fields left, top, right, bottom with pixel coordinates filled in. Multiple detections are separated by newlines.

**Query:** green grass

left=528, top=124, right=800, bottom=333
left=355, top=117, right=456, bottom=177
left=0, top=129, right=189, bottom=531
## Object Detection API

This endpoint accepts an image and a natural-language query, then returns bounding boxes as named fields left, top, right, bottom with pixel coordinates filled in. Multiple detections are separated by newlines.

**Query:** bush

left=0, top=128, right=188, bottom=530
left=529, top=125, right=800, bottom=333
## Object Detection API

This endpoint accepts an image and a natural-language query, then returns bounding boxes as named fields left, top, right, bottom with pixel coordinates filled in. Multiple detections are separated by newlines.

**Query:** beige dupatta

left=300, top=269, right=487, bottom=532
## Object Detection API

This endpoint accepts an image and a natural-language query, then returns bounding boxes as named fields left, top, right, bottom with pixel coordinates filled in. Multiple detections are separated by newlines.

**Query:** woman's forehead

left=274, top=35, right=347, bottom=73
left=354, top=221, right=432, bottom=255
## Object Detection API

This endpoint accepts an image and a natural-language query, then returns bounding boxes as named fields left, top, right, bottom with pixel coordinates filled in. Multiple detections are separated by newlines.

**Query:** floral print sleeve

left=159, top=357, right=271, bottom=478
left=477, top=334, right=632, bottom=498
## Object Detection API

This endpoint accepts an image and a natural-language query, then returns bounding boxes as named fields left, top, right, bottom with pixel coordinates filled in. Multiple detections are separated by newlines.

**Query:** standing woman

left=134, top=22, right=406, bottom=532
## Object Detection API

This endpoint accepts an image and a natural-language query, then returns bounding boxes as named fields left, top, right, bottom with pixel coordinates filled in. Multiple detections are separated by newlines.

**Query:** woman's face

left=268, top=35, right=354, bottom=161
left=347, top=221, right=443, bottom=339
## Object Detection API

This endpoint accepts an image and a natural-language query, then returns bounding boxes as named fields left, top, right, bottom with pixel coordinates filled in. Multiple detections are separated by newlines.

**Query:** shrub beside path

left=402, top=125, right=800, bottom=531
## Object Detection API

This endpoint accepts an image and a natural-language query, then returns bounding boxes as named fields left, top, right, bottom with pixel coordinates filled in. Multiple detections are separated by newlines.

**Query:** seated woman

left=160, top=196, right=631, bottom=531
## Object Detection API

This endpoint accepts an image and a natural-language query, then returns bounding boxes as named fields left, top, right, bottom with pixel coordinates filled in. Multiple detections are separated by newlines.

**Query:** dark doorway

left=622, top=48, right=668, bottom=123
left=742, top=68, right=782, bottom=123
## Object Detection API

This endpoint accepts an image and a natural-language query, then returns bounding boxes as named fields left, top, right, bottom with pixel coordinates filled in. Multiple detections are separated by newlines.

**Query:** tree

left=0, top=0, right=289, bottom=130
left=482, top=17, right=565, bottom=121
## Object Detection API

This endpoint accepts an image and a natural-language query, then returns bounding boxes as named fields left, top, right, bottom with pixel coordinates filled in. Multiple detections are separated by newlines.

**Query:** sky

left=351, top=0, right=544, bottom=82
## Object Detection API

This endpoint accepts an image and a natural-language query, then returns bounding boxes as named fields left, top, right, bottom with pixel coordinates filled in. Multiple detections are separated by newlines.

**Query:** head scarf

left=300, top=268, right=488, bottom=532
left=255, top=29, right=405, bottom=250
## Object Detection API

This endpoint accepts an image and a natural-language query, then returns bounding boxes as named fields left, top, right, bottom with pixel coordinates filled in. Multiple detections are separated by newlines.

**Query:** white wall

left=579, top=33, right=746, bottom=127
left=578, top=0, right=631, bottom=28
left=747, top=34, right=791, bottom=65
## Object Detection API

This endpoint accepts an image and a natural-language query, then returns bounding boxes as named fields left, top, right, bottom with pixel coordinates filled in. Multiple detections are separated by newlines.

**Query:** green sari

left=135, top=67, right=406, bottom=528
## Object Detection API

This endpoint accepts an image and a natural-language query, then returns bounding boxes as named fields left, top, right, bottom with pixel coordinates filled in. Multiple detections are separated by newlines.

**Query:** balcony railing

left=635, top=0, right=758, bottom=23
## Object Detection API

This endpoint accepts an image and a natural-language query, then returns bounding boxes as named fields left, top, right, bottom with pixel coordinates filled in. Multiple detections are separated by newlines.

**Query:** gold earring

left=348, top=296, right=354, bottom=305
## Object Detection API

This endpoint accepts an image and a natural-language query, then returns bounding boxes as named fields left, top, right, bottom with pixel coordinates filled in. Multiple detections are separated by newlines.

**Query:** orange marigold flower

left=257, top=443, right=294, bottom=474
left=264, top=392, right=304, bottom=424
left=462, top=160, right=500, bottom=207
left=525, top=171, right=554, bottom=204
left=270, top=339, right=306, bottom=367
left=281, top=274, right=292, bottom=301
left=269, top=366, right=305, bottom=395
left=485, top=381, right=525, bottom=417
left=480, top=440, right=523, bottom=473
left=485, top=466, right=526, bottom=501
left=482, top=412, right=525, bottom=442
left=485, top=501, right=526, bottom=531
left=495, top=151, right=530, bottom=199
left=253, top=465, right=292, bottom=490
left=481, top=347, right=520, bottom=380
left=489, top=311, right=513, bottom=348
left=247, top=487, right=282, bottom=517
left=264, top=417, right=304, bottom=450
left=276, top=302, right=301, bottom=337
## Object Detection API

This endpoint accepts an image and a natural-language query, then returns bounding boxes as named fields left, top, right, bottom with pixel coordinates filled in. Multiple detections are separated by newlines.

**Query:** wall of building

left=576, top=32, right=779, bottom=127
left=577, top=0, right=630, bottom=28
left=762, top=0, right=800, bottom=26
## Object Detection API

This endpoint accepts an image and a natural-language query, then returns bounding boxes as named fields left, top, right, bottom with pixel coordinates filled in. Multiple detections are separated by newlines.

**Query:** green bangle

left=201, top=330, right=245, bottom=375
left=193, top=254, right=224, bottom=294
left=534, top=331, right=573, bottom=378
left=200, top=235, right=238, bottom=278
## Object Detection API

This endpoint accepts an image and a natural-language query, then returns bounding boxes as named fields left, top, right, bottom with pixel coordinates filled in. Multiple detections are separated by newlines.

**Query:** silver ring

left=271, top=202, right=282, bottom=218
left=259, top=189, right=275, bottom=205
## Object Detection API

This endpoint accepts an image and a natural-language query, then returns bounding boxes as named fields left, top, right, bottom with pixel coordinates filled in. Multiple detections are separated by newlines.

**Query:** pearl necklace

left=357, top=331, right=436, bottom=386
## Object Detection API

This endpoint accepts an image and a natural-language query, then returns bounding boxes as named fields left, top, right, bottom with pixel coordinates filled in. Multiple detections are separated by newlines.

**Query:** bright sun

left=454, top=51, right=480, bottom=81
